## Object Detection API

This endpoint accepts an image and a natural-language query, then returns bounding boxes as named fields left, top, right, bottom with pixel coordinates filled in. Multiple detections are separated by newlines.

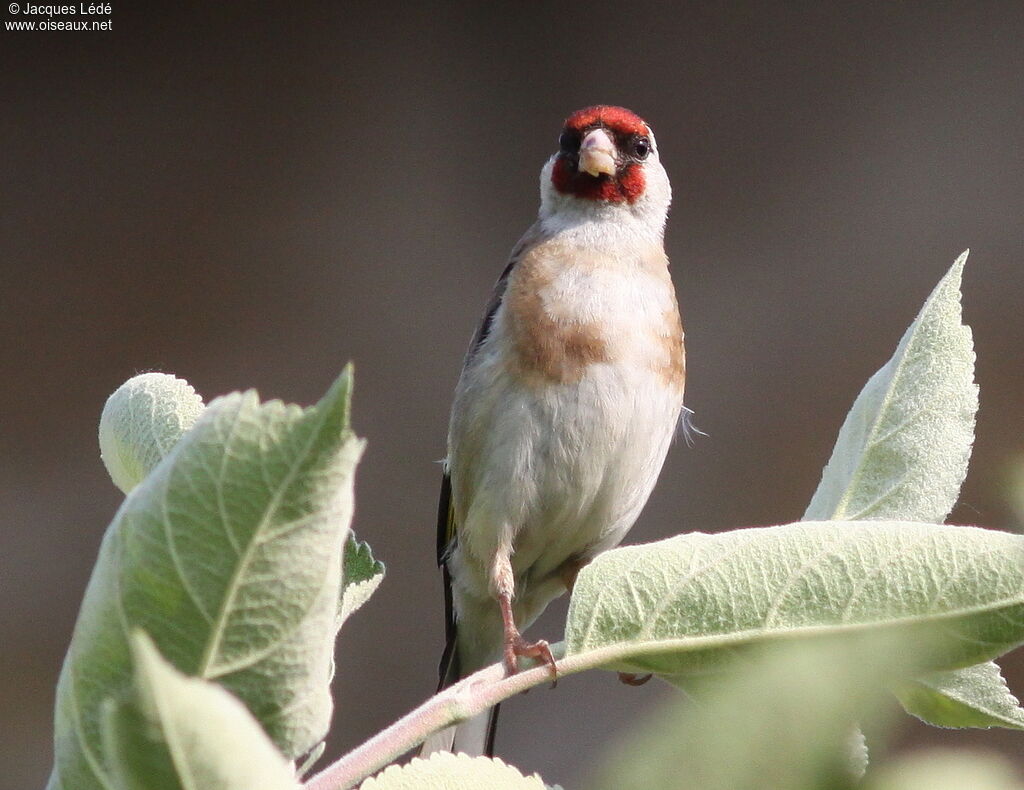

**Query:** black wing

left=464, top=258, right=516, bottom=366
left=434, top=259, right=516, bottom=691
left=435, top=250, right=522, bottom=570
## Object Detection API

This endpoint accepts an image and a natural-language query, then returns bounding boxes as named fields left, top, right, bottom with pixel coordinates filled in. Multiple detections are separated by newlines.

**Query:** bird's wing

left=436, top=471, right=459, bottom=684
left=434, top=262, right=512, bottom=571
left=436, top=221, right=547, bottom=567
left=434, top=223, right=547, bottom=694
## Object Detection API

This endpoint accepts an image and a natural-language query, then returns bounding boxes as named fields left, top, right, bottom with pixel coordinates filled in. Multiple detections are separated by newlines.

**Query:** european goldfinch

left=426, top=106, right=685, bottom=756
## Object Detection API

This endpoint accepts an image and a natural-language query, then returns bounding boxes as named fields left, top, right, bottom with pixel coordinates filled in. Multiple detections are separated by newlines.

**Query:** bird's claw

left=504, top=634, right=558, bottom=687
left=618, top=672, right=652, bottom=686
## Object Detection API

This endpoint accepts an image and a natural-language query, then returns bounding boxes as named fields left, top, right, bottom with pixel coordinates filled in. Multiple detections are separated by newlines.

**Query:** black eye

left=559, top=130, right=580, bottom=153
left=630, top=136, right=651, bottom=161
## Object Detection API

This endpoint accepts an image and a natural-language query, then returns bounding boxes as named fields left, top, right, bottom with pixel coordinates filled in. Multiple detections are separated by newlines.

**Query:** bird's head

left=540, top=105, right=671, bottom=230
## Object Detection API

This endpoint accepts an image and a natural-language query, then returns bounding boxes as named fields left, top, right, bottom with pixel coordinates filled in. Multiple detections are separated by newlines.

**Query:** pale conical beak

left=578, top=128, right=617, bottom=177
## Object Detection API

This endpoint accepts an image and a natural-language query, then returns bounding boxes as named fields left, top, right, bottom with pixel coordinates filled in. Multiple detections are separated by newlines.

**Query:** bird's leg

left=491, top=553, right=556, bottom=681
left=557, top=555, right=589, bottom=594
left=498, top=591, right=556, bottom=682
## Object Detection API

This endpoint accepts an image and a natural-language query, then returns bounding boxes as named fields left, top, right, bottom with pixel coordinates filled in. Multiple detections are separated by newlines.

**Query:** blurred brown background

left=3, top=3, right=1023, bottom=787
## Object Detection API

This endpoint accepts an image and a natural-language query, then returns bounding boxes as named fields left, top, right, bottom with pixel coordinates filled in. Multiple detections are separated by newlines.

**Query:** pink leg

left=557, top=555, right=590, bottom=594
left=498, top=591, right=557, bottom=682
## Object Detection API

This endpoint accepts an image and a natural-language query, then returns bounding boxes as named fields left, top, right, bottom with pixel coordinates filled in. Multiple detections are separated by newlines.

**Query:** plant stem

left=302, top=642, right=568, bottom=790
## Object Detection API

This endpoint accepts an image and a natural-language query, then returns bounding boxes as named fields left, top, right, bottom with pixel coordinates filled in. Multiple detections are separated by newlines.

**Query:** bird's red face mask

left=550, top=105, right=652, bottom=204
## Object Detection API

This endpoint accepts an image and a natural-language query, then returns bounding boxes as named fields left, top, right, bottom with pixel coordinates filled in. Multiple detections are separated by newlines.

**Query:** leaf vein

left=196, top=401, right=331, bottom=678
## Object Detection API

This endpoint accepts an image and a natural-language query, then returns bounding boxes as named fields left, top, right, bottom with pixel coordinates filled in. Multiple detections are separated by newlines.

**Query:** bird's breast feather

left=501, top=242, right=683, bottom=388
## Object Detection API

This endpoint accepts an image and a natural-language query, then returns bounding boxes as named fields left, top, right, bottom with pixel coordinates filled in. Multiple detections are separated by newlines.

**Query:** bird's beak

left=578, top=128, right=617, bottom=177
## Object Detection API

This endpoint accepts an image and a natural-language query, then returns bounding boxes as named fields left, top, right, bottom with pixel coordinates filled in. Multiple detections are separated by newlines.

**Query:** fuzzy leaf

left=866, top=750, right=1024, bottom=790
left=339, top=533, right=385, bottom=627
left=357, top=752, right=561, bottom=790
left=896, top=661, right=1024, bottom=730
left=48, top=370, right=363, bottom=790
left=99, top=372, right=205, bottom=494
left=565, top=521, right=1024, bottom=678
left=797, top=255, right=1016, bottom=730
left=804, top=251, right=977, bottom=524
left=593, top=637, right=921, bottom=790
left=102, top=633, right=299, bottom=790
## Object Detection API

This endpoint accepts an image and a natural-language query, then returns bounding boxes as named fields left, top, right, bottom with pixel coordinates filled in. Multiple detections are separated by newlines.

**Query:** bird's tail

left=419, top=634, right=499, bottom=756
left=425, top=472, right=500, bottom=756
left=419, top=574, right=500, bottom=757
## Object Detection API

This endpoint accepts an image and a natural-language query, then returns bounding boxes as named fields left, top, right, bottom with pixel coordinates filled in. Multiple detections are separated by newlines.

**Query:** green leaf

left=357, top=752, right=561, bottom=790
left=99, top=372, right=206, bottom=494
left=101, top=632, right=299, bottom=790
left=866, top=750, right=1024, bottom=790
left=795, top=255, right=1019, bottom=730
left=564, top=521, right=1024, bottom=678
left=804, top=251, right=977, bottom=524
left=593, top=637, right=921, bottom=790
left=895, top=661, right=1024, bottom=730
left=48, top=370, right=363, bottom=790
left=339, top=533, right=385, bottom=627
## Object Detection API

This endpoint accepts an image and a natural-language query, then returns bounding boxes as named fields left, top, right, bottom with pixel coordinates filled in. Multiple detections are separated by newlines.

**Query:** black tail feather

left=484, top=703, right=500, bottom=757
left=437, top=565, right=460, bottom=692
left=436, top=472, right=499, bottom=755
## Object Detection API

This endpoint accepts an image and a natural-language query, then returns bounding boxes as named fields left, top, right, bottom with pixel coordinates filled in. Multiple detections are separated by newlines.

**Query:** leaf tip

left=316, top=366, right=355, bottom=432
left=951, top=248, right=970, bottom=277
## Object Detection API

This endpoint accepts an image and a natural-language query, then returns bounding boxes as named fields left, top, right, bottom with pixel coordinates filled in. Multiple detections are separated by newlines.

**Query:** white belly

left=449, top=349, right=683, bottom=604
left=511, top=364, right=681, bottom=574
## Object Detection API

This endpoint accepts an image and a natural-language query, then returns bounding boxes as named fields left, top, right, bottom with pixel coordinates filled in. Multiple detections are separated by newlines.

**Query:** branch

left=302, top=625, right=754, bottom=789
left=303, top=642, right=571, bottom=790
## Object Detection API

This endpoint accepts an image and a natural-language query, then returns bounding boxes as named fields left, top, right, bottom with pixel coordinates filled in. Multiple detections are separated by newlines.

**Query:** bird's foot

left=618, top=672, right=652, bottom=686
left=497, top=590, right=558, bottom=685
left=503, top=632, right=557, bottom=686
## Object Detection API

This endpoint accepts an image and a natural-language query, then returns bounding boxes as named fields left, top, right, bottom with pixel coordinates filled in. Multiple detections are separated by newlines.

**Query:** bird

left=424, top=105, right=686, bottom=757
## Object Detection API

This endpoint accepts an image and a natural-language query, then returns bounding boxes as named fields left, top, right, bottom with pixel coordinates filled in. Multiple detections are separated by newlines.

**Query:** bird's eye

left=630, top=136, right=651, bottom=161
left=559, top=130, right=580, bottom=153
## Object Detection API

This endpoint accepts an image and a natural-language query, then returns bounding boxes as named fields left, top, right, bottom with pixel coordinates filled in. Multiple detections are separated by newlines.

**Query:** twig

left=303, top=642, right=569, bottom=790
